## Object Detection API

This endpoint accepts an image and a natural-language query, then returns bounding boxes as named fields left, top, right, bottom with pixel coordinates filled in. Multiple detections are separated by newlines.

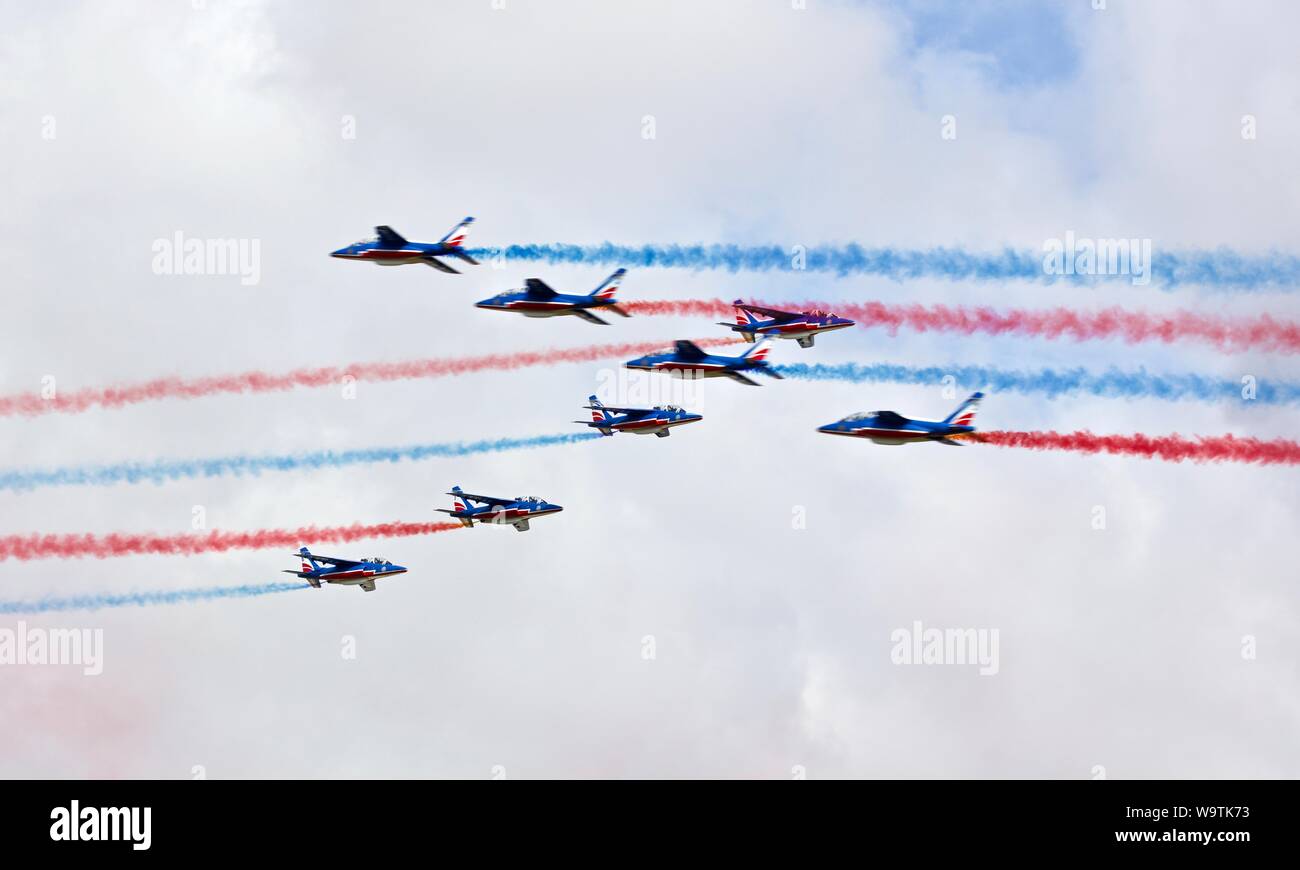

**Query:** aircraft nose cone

left=816, top=423, right=838, bottom=433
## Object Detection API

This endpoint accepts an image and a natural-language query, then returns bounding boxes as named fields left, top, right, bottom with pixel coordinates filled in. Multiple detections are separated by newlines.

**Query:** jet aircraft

left=719, top=300, right=855, bottom=348
left=624, top=339, right=781, bottom=386
left=329, top=217, right=477, bottom=273
left=575, top=395, right=703, bottom=437
left=436, top=486, right=563, bottom=532
left=816, top=392, right=984, bottom=445
left=283, top=548, right=408, bottom=593
left=475, top=268, right=631, bottom=324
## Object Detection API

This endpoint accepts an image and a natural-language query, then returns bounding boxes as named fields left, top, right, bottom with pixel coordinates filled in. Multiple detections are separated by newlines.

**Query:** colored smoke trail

left=470, top=243, right=1300, bottom=290
left=0, top=581, right=310, bottom=615
left=773, top=362, right=1300, bottom=405
left=970, top=430, right=1300, bottom=466
left=0, top=520, right=461, bottom=563
left=0, top=431, right=601, bottom=493
left=0, top=338, right=739, bottom=418
left=623, top=299, right=1300, bottom=355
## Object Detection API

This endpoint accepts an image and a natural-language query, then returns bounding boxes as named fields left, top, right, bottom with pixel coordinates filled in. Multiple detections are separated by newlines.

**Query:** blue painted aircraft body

left=476, top=268, right=631, bottom=325
left=575, top=395, right=703, bottom=438
left=330, top=217, right=477, bottom=273
left=436, top=486, right=563, bottom=532
left=719, top=300, right=856, bottom=348
left=284, top=547, right=408, bottom=592
left=817, top=392, right=984, bottom=445
left=624, top=338, right=781, bottom=386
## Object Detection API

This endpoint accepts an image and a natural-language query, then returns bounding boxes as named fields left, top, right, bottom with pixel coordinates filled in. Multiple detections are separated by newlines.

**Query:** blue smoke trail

left=469, top=243, right=1300, bottom=290
left=0, top=431, right=601, bottom=493
left=0, top=581, right=310, bottom=615
left=773, top=363, right=1300, bottom=405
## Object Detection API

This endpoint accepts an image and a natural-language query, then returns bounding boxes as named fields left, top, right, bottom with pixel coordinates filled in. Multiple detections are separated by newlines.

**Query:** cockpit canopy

left=654, top=404, right=682, bottom=411
left=842, top=410, right=908, bottom=426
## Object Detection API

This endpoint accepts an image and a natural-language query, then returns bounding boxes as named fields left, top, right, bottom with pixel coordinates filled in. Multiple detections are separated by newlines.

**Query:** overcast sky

left=1, top=0, right=1297, bottom=778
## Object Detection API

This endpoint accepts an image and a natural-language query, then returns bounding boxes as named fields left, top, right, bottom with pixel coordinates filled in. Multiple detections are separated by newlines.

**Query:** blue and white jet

left=817, top=392, right=984, bottom=445
left=576, top=395, right=703, bottom=438
left=329, top=217, right=477, bottom=273
left=284, top=547, right=408, bottom=593
left=476, top=269, right=631, bottom=325
left=624, top=339, right=781, bottom=386
left=719, top=300, right=856, bottom=348
left=436, top=486, right=563, bottom=532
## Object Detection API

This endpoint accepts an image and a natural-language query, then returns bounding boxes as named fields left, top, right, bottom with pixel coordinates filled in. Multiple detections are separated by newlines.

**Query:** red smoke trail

left=0, top=337, right=740, bottom=418
left=0, top=520, right=461, bottom=562
left=969, top=431, right=1300, bottom=466
left=622, top=299, right=1300, bottom=354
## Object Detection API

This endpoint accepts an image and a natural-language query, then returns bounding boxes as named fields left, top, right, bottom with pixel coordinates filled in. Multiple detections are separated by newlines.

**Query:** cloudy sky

left=1, top=0, right=1297, bottom=778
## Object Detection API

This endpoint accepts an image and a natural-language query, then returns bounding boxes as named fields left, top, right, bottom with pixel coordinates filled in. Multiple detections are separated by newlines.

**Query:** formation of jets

left=312, top=217, right=987, bottom=591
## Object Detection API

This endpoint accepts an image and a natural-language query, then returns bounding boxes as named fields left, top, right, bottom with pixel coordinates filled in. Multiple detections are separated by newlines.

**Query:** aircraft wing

left=572, top=310, right=610, bottom=325
left=723, top=371, right=762, bottom=386
left=360, top=579, right=377, bottom=592
left=448, top=491, right=515, bottom=507
left=735, top=302, right=801, bottom=322
left=583, top=404, right=650, bottom=417
left=423, top=257, right=461, bottom=274
left=298, top=554, right=363, bottom=569
left=673, top=340, right=708, bottom=360
left=374, top=226, right=408, bottom=247
left=523, top=278, right=559, bottom=299
left=934, top=438, right=965, bottom=447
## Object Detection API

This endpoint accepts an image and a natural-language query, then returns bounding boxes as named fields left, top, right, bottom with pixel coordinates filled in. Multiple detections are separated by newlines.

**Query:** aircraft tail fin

left=450, top=485, right=469, bottom=513
left=590, top=268, right=626, bottom=299
left=577, top=397, right=615, bottom=435
left=438, top=216, right=474, bottom=248
left=733, top=299, right=759, bottom=327
left=298, top=547, right=322, bottom=573
left=740, top=337, right=774, bottom=363
left=943, top=392, right=984, bottom=427
left=587, top=395, right=613, bottom=423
